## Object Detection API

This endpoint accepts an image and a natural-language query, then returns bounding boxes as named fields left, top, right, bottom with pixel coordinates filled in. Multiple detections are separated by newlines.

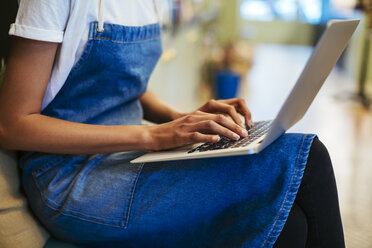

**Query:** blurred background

left=150, top=1, right=372, bottom=246
left=1, top=0, right=371, bottom=247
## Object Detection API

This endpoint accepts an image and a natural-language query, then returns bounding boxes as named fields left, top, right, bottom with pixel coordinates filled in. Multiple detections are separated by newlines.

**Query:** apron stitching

left=122, top=162, right=146, bottom=229
left=90, top=35, right=161, bottom=43
left=261, top=134, right=308, bottom=248
left=32, top=157, right=66, bottom=177
left=31, top=156, right=127, bottom=226
left=33, top=190, right=126, bottom=228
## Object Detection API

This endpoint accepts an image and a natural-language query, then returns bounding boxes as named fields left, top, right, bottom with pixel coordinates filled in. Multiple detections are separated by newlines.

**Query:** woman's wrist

left=141, top=125, right=157, bottom=151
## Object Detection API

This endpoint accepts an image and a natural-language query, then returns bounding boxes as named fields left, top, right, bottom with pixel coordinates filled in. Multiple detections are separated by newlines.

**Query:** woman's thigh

left=123, top=133, right=314, bottom=248
left=24, top=133, right=315, bottom=248
left=274, top=138, right=345, bottom=248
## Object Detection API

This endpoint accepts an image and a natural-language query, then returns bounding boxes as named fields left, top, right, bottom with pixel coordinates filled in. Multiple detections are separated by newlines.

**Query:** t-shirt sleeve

left=8, top=0, right=70, bottom=43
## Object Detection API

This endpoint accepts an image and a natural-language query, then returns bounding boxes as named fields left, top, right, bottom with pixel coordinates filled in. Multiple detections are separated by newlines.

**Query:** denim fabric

left=20, top=21, right=316, bottom=248
left=41, top=22, right=162, bottom=125
left=22, top=134, right=315, bottom=247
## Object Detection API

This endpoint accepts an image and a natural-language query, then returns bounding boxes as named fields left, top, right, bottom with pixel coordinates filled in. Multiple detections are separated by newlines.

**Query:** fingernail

left=233, top=133, right=240, bottom=140
left=241, top=129, right=248, bottom=137
left=213, top=135, right=220, bottom=142
left=248, top=120, right=254, bottom=127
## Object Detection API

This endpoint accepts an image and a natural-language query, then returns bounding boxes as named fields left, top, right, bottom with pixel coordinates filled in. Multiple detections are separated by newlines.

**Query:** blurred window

left=240, top=0, right=322, bottom=24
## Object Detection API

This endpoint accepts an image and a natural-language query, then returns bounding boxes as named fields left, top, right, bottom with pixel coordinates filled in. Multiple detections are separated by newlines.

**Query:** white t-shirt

left=9, top=0, right=159, bottom=109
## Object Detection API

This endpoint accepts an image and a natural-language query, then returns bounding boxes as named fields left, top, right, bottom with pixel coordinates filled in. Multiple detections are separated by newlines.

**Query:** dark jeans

left=274, top=138, right=345, bottom=248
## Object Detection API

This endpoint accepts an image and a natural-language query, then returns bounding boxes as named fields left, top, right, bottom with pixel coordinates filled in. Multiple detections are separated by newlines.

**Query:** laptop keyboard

left=187, top=120, right=273, bottom=154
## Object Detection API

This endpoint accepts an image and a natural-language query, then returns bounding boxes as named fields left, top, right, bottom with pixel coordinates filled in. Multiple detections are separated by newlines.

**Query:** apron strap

left=97, top=0, right=104, bottom=33
left=153, top=0, right=161, bottom=23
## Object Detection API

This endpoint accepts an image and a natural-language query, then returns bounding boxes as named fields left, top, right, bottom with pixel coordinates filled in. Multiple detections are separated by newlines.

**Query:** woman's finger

left=198, top=120, right=240, bottom=140
left=196, top=119, right=247, bottom=140
left=222, top=98, right=253, bottom=127
left=186, top=113, right=248, bottom=138
left=212, top=114, right=248, bottom=137
left=216, top=102, right=244, bottom=128
left=187, top=132, right=220, bottom=143
left=236, top=99, right=253, bottom=127
left=201, top=100, right=244, bottom=127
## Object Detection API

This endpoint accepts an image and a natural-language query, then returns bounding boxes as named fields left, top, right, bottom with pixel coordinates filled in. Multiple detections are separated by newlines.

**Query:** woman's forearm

left=0, top=38, right=247, bottom=154
left=0, top=113, right=152, bottom=154
left=0, top=38, right=153, bottom=154
left=140, top=90, right=186, bottom=123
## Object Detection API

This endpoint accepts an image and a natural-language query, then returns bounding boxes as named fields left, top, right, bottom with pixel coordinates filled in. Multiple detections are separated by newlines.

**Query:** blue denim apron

left=19, top=21, right=316, bottom=248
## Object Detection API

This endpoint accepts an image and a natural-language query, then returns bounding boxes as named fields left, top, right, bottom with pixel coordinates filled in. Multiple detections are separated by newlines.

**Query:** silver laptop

left=131, top=19, right=359, bottom=164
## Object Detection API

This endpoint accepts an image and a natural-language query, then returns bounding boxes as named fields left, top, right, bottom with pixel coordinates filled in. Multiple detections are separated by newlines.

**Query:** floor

left=240, top=44, right=372, bottom=247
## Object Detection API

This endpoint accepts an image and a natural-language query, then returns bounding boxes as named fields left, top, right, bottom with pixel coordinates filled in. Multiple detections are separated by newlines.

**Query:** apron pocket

left=32, top=153, right=144, bottom=229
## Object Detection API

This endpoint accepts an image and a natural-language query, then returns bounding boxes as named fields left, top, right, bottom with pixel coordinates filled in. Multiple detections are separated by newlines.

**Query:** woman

left=0, top=0, right=344, bottom=247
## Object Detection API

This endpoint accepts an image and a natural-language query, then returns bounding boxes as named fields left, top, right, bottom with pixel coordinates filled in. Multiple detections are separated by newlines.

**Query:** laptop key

left=187, top=120, right=273, bottom=153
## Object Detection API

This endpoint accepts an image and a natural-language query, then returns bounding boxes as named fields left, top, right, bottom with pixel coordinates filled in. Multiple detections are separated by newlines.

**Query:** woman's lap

left=22, top=133, right=315, bottom=247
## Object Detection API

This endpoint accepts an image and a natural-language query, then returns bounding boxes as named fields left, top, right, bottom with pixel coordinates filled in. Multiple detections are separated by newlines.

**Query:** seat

left=0, top=149, right=79, bottom=248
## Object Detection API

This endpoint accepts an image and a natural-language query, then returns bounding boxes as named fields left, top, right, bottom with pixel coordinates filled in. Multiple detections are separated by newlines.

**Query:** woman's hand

left=146, top=110, right=249, bottom=151
left=197, top=98, right=253, bottom=128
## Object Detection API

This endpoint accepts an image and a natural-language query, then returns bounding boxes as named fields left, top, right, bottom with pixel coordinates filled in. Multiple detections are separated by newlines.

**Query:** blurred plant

left=200, top=27, right=254, bottom=100
left=201, top=38, right=254, bottom=85
left=221, top=41, right=254, bottom=77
